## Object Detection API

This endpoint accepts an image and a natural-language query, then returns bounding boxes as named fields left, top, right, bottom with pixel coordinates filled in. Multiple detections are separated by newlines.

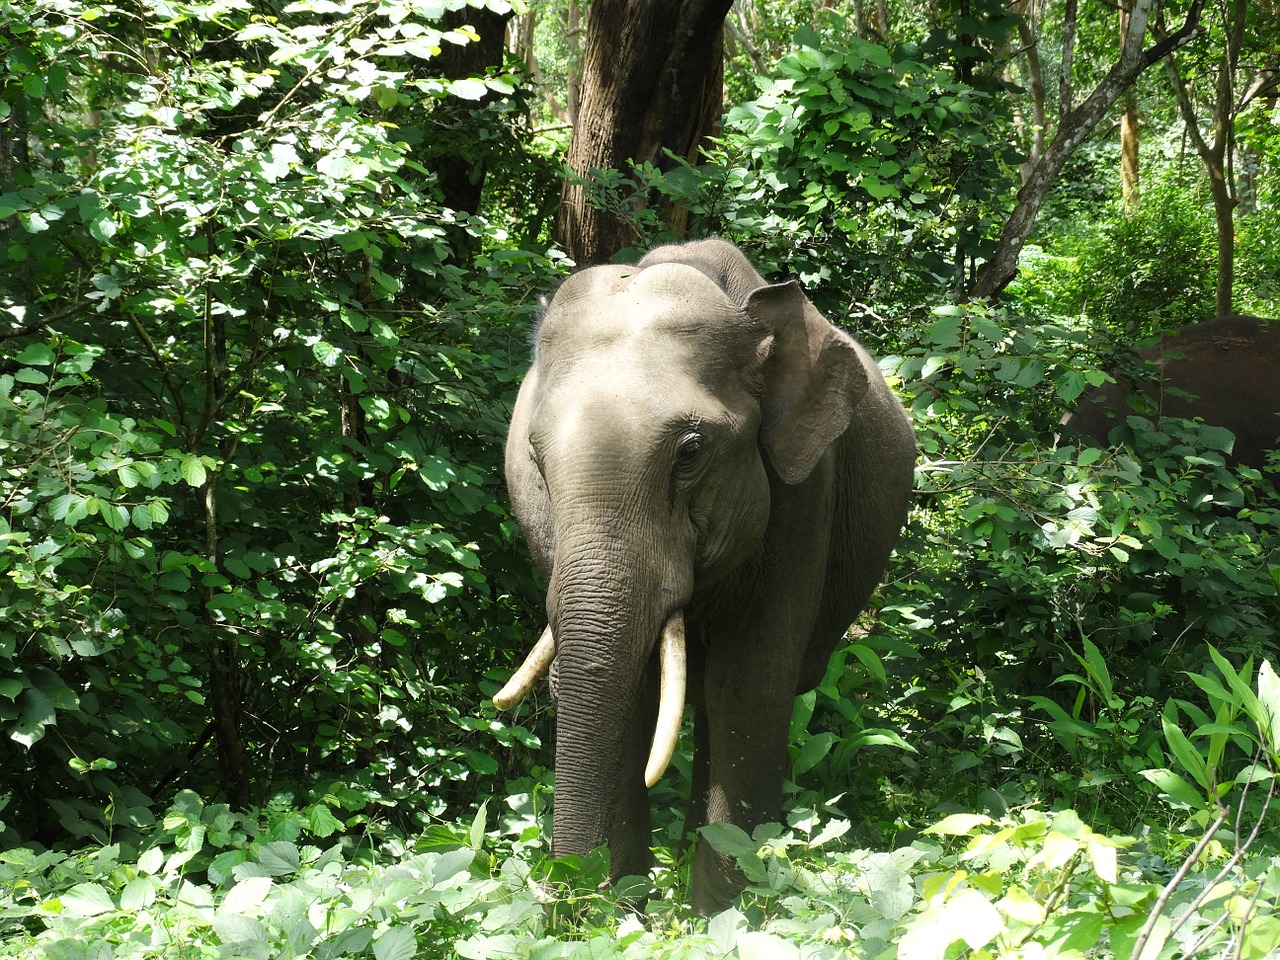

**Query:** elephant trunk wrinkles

left=545, top=531, right=684, bottom=862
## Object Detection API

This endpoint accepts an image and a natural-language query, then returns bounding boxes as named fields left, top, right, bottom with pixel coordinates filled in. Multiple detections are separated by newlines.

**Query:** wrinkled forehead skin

left=534, top=261, right=765, bottom=385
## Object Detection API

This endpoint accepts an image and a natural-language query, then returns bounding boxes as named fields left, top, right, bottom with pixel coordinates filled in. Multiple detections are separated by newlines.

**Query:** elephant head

left=494, top=239, right=912, bottom=907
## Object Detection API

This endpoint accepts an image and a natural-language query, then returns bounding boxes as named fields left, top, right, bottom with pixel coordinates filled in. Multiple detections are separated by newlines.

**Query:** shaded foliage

left=1, top=0, right=558, bottom=843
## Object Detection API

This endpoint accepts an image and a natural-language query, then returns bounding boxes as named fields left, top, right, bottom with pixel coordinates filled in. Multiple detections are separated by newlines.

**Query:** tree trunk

left=1160, top=0, right=1245, bottom=317
left=1119, top=1, right=1141, bottom=213
left=430, top=4, right=515, bottom=251
left=199, top=275, right=251, bottom=809
left=555, top=0, right=734, bottom=265
left=970, top=0, right=1205, bottom=299
left=1010, top=0, right=1046, bottom=185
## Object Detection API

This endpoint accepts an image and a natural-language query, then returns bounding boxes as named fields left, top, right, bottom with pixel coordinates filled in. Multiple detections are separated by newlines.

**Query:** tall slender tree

left=1160, top=0, right=1247, bottom=317
left=971, top=0, right=1206, bottom=298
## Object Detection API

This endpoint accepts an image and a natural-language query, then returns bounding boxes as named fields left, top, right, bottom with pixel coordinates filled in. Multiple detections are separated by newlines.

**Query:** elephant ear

left=746, top=281, right=870, bottom=485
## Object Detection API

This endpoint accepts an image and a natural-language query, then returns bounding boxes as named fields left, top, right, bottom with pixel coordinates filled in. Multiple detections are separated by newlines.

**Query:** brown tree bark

left=1119, top=1, right=1141, bottom=213
left=554, top=0, right=735, bottom=265
left=970, top=0, right=1205, bottom=299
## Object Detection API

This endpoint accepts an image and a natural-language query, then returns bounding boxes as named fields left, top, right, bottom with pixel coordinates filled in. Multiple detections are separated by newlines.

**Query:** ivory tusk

left=644, top=612, right=687, bottom=788
left=492, top=625, right=555, bottom=709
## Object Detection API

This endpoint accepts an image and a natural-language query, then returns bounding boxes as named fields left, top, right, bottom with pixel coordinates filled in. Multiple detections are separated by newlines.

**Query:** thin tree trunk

left=1160, top=0, right=1244, bottom=317
left=970, top=0, right=1205, bottom=299
left=1010, top=0, right=1046, bottom=184
left=566, top=1, right=582, bottom=124
left=430, top=4, right=515, bottom=253
left=1119, top=1, right=1141, bottom=213
left=1059, top=0, right=1077, bottom=117
left=199, top=259, right=250, bottom=809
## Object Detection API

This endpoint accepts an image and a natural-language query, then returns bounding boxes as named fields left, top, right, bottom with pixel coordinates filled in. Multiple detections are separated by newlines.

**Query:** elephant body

left=499, top=239, right=916, bottom=913
left=1065, top=316, right=1280, bottom=475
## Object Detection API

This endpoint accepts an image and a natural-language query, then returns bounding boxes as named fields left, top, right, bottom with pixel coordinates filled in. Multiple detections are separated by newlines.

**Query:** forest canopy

left=3, top=0, right=1280, bottom=956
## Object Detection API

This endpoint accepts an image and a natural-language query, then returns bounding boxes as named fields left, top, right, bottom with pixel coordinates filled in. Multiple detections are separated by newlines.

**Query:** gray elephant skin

left=1064, top=316, right=1280, bottom=476
left=493, top=238, right=916, bottom=914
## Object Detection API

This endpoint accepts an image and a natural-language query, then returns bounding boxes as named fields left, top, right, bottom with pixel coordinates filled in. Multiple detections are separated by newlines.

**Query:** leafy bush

left=1, top=0, right=557, bottom=844
left=1013, top=164, right=1217, bottom=336
left=6, top=676, right=1280, bottom=960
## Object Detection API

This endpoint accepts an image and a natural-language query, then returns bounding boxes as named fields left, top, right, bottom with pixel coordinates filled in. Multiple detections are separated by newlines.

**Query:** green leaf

left=449, top=78, right=487, bottom=101
left=1140, top=768, right=1204, bottom=808
left=121, top=877, right=158, bottom=911
left=793, top=731, right=836, bottom=775
left=699, top=822, right=758, bottom=860
left=212, top=915, right=267, bottom=945
left=256, top=841, right=300, bottom=876
left=60, top=882, right=115, bottom=917
left=10, top=688, right=56, bottom=748
left=16, top=343, right=55, bottom=365
left=312, top=340, right=341, bottom=366
left=923, top=813, right=992, bottom=836
left=181, top=456, right=208, bottom=487
left=1161, top=701, right=1209, bottom=791
left=307, top=803, right=342, bottom=838
left=219, top=876, right=272, bottom=915
left=373, top=926, right=417, bottom=960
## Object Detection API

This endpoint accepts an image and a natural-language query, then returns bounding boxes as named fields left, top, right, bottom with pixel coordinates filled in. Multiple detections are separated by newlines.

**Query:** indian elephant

left=492, top=238, right=916, bottom=913
left=1064, top=316, right=1280, bottom=476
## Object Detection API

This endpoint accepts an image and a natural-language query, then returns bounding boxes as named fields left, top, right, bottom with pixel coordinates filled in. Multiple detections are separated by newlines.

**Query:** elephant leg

left=680, top=707, right=711, bottom=855
left=692, top=649, right=803, bottom=915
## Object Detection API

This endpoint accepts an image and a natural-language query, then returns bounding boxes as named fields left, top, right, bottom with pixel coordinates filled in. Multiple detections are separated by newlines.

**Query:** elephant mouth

left=492, top=611, right=687, bottom=788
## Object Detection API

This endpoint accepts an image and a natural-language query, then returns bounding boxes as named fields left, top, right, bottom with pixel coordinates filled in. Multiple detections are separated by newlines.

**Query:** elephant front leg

left=692, top=651, right=801, bottom=915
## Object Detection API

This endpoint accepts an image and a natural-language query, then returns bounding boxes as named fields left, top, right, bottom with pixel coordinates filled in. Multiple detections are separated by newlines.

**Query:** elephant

left=1063, top=316, right=1280, bottom=477
left=491, top=238, right=916, bottom=914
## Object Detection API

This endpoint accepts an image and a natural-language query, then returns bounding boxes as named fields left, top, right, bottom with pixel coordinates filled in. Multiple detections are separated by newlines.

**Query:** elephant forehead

left=534, top=361, right=753, bottom=457
left=540, top=262, right=754, bottom=348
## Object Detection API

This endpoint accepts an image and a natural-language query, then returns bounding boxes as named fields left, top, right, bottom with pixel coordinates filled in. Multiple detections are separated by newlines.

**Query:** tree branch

left=970, top=0, right=1205, bottom=299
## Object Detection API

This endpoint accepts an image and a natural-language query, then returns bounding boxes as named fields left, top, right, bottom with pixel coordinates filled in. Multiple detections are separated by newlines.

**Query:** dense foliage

left=3, top=0, right=1280, bottom=956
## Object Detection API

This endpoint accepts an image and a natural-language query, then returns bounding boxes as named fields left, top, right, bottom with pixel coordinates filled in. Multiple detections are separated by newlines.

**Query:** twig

left=1130, top=806, right=1230, bottom=959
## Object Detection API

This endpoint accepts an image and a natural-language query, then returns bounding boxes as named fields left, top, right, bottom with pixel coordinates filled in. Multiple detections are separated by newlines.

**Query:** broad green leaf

left=121, top=877, right=157, bottom=911
left=1087, top=840, right=1117, bottom=883
left=996, top=885, right=1045, bottom=926
left=16, top=343, right=55, bottom=365
left=181, top=456, right=208, bottom=487
left=212, top=915, right=267, bottom=945
left=448, top=78, right=487, bottom=100
left=138, top=846, right=165, bottom=876
left=793, top=731, right=836, bottom=775
left=923, top=813, right=991, bottom=836
left=308, top=803, right=342, bottom=838
left=219, top=876, right=272, bottom=915
left=256, top=841, right=300, bottom=876
left=10, top=688, right=56, bottom=748
left=373, top=925, right=417, bottom=960
left=699, top=822, right=757, bottom=859
left=707, top=907, right=745, bottom=952
left=59, top=882, right=115, bottom=917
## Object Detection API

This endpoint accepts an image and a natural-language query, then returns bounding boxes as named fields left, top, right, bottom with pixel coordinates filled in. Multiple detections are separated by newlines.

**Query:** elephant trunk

left=492, top=616, right=686, bottom=789
left=540, top=529, right=689, bottom=863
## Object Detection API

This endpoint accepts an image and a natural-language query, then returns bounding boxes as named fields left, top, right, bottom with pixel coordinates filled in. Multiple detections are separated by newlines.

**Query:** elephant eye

left=675, top=434, right=704, bottom=468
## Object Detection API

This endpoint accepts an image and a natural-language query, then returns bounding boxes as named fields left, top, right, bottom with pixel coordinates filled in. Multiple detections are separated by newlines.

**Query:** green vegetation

left=3, top=0, right=1280, bottom=956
